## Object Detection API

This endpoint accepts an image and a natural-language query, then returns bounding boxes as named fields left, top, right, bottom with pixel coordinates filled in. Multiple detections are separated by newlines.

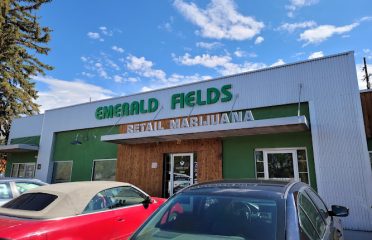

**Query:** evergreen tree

left=0, top=0, right=52, bottom=144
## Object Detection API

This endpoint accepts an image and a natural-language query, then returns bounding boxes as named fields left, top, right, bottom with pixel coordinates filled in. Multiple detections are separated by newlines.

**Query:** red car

left=0, top=181, right=166, bottom=239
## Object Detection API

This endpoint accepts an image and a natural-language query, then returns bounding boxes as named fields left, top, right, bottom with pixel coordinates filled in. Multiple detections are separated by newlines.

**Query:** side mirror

left=328, top=205, right=349, bottom=217
left=142, top=196, right=152, bottom=209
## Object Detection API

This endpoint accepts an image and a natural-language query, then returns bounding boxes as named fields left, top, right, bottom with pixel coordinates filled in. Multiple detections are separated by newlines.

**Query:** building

left=1, top=52, right=372, bottom=230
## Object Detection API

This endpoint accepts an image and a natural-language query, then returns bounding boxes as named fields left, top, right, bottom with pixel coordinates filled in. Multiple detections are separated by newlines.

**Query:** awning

left=101, top=115, right=309, bottom=144
left=0, top=144, right=39, bottom=153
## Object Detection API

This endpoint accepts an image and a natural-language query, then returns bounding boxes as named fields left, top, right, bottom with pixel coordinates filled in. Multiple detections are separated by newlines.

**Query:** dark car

left=131, top=180, right=349, bottom=240
left=0, top=178, right=47, bottom=206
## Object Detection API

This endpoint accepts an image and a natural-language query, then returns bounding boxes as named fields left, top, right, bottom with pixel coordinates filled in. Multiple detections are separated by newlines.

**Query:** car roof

left=180, top=179, right=296, bottom=199
left=0, top=181, right=133, bottom=219
left=0, top=178, right=46, bottom=184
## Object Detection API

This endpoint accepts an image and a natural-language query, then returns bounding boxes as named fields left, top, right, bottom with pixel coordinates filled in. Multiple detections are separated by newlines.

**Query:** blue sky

left=33, top=0, right=372, bottom=112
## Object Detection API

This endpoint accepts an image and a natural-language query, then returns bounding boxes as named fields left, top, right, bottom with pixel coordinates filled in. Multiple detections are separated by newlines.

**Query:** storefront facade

left=2, top=52, right=372, bottom=230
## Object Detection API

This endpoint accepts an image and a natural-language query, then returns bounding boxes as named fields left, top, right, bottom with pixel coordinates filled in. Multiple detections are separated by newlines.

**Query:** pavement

left=344, top=230, right=372, bottom=240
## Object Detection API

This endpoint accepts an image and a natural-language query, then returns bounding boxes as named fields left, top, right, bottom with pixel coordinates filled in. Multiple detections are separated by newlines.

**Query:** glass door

left=169, top=153, right=194, bottom=196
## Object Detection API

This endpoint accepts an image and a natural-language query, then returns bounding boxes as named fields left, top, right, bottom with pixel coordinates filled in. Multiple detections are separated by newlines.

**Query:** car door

left=108, top=186, right=158, bottom=239
left=305, top=188, right=344, bottom=240
left=46, top=189, right=116, bottom=240
left=296, top=187, right=332, bottom=240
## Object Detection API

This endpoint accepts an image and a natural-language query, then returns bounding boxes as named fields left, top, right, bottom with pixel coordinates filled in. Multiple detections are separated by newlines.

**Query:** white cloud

left=254, top=36, right=264, bottom=45
left=81, top=72, right=95, bottom=78
left=277, top=21, right=317, bottom=33
left=363, top=49, right=372, bottom=60
left=286, top=0, right=319, bottom=17
left=174, top=53, right=232, bottom=68
left=158, top=17, right=174, bottom=32
left=112, top=46, right=124, bottom=53
left=299, top=23, right=359, bottom=45
left=234, top=49, right=246, bottom=57
left=270, top=59, right=285, bottom=67
left=113, top=75, right=124, bottom=83
left=174, top=0, right=264, bottom=41
left=218, top=62, right=267, bottom=76
left=126, top=55, right=166, bottom=81
left=140, top=73, right=212, bottom=92
left=34, top=76, right=115, bottom=112
left=308, top=51, right=324, bottom=59
left=87, top=32, right=103, bottom=41
left=196, top=41, right=223, bottom=49
left=99, top=26, right=113, bottom=36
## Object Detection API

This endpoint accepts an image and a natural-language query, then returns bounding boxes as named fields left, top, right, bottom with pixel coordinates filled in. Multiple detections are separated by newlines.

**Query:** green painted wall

left=52, top=126, right=119, bottom=181
left=222, top=103, right=317, bottom=190
left=367, top=138, right=372, bottom=151
left=5, top=136, right=40, bottom=176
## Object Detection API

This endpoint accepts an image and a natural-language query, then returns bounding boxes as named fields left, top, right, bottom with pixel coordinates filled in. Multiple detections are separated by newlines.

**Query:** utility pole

left=362, top=57, right=371, bottom=89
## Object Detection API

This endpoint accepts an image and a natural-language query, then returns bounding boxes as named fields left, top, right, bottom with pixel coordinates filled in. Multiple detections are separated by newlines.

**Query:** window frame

left=52, top=160, right=73, bottom=183
left=10, top=163, right=36, bottom=178
left=254, top=148, right=310, bottom=184
left=90, top=158, right=117, bottom=181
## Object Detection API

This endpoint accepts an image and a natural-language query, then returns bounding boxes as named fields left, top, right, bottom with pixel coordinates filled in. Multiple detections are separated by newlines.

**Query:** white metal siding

left=33, top=52, right=372, bottom=230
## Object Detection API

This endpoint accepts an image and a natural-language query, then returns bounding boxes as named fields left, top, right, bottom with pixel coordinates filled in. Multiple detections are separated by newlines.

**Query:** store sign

left=126, top=110, right=254, bottom=133
left=95, top=84, right=233, bottom=120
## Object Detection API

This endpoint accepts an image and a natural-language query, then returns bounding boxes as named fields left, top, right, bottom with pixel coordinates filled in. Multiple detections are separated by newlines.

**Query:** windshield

left=133, top=193, right=281, bottom=240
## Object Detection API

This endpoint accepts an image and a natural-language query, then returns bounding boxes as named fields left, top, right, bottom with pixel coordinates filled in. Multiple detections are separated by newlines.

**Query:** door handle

left=116, top=217, right=125, bottom=222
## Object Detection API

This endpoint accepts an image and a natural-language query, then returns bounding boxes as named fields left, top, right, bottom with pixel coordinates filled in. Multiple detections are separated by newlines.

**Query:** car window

left=134, top=194, right=278, bottom=240
left=305, top=189, right=330, bottom=224
left=297, top=191, right=326, bottom=240
left=0, top=183, right=12, bottom=199
left=2, top=193, right=58, bottom=211
left=15, top=182, right=42, bottom=194
left=83, top=186, right=146, bottom=214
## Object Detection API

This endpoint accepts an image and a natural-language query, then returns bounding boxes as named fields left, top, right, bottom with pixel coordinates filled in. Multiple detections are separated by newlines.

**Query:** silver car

left=131, top=180, right=349, bottom=240
left=0, top=178, right=47, bottom=206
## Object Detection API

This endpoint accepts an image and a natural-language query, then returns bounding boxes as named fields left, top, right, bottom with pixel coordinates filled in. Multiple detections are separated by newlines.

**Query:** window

left=297, top=190, right=326, bottom=240
left=3, top=193, right=57, bottom=211
left=254, top=148, right=310, bottom=184
left=92, top=159, right=117, bottom=181
left=15, top=182, right=43, bottom=194
left=0, top=183, right=12, bottom=199
left=305, top=189, right=330, bottom=225
left=10, top=163, right=36, bottom=178
left=52, top=161, right=73, bottom=183
left=133, top=194, right=279, bottom=240
left=83, top=186, right=146, bottom=214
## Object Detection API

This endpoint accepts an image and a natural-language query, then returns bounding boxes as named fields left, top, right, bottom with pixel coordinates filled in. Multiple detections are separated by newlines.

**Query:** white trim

left=90, top=158, right=117, bottom=181
left=52, top=160, right=73, bottom=183
left=255, top=148, right=309, bottom=183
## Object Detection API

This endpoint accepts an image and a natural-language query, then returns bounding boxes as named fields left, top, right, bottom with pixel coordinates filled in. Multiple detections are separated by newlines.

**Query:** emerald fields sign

left=95, top=84, right=233, bottom=120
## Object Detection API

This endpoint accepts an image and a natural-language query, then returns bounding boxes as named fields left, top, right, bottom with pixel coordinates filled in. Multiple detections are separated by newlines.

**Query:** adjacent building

left=1, top=52, right=372, bottom=230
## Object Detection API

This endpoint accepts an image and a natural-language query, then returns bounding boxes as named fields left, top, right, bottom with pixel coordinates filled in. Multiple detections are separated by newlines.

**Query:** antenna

left=297, top=83, right=303, bottom=117
left=362, top=57, right=371, bottom=89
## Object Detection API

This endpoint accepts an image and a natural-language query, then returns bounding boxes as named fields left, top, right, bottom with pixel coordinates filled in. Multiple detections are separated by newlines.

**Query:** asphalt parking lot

left=344, top=230, right=372, bottom=240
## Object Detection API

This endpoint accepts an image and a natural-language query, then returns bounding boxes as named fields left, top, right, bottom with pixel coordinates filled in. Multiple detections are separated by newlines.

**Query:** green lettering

left=196, top=90, right=206, bottom=105
left=103, top=106, right=114, bottom=118
left=207, top=87, right=220, bottom=104
left=122, top=103, right=129, bottom=116
left=114, top=104, right=122, bottom=117
left=185, top=91, right=196, bottom=107
left=221, top=84, right=232, bottom=102
left=171, top=93, right=184, bottom=109
left=130, top=101, right=139, bottom=115
left=148, top=98, right=158, bottom=112
left=95, top=107, right=103, bottom=120
left=140, top=100, right=148, bottom=114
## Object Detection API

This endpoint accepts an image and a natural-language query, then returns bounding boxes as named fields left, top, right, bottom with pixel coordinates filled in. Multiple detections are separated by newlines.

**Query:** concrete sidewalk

left=344, top=230, right=372, bottom=240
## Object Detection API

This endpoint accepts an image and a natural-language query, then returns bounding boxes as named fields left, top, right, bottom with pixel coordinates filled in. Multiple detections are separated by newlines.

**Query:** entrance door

left=169, top=153, right=194, bottom=196
left=263, top=150, right=299, bottom=181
